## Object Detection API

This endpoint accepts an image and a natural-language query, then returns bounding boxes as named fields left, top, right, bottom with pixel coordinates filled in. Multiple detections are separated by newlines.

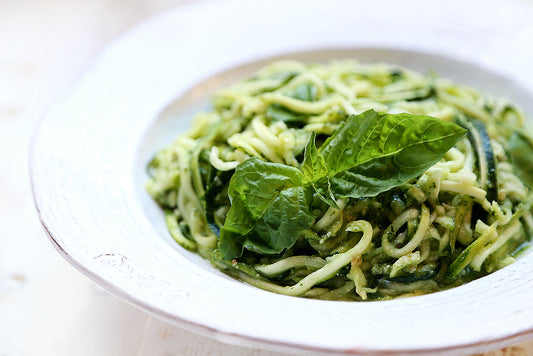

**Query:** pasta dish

left=146, top=60, right=532, bottom=300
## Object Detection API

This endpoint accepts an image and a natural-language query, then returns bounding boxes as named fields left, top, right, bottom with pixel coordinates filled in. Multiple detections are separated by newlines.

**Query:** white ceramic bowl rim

left=31, top=0, right=533, bottom=354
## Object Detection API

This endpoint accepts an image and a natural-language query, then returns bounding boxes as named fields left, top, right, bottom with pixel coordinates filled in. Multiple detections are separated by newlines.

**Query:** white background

left=1, top=0, right=533, bottom=355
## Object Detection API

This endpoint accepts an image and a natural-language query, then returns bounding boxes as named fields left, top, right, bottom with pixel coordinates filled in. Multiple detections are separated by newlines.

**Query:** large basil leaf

left=320, top=110, right=466, bottom=198
left=219, top=157, right=314, bottom=259
left=245, top=186, right=314, bottom=254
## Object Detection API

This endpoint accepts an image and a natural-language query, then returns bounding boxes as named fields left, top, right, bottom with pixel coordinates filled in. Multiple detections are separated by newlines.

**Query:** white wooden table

left=1, top=0, right=532, bottom=354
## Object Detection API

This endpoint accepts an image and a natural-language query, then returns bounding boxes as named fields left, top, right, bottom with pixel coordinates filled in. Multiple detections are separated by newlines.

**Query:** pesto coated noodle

left=147, top=60, right=533, bottom=301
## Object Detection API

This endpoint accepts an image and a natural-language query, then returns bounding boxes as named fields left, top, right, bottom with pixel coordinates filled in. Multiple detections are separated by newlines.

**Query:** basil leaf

left=230, top=158, right=303, bottom=218
left=312, top=176, right=339, bottom=208
left=302, top=132, right=338, bottom=208
left=302, top=132, right=328, bottom=184
left=508, top=131, right=533, bottom=188
left=321, top=110, right=466, bottom=198
left=246, top=186, right=314, bottom=254
left=329, top=167, right=409, bottom=198
left=218, top=195, right=252, bottom=258
left=219, top=157, right=313, bottom=259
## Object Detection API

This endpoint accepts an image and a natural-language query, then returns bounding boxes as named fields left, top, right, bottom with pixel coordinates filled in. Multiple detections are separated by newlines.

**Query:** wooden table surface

left=1, top=0, right=533, bottom=354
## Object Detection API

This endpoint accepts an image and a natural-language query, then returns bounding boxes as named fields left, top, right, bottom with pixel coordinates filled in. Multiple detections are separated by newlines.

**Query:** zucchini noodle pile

left=147, top=60, right=533, bottom=300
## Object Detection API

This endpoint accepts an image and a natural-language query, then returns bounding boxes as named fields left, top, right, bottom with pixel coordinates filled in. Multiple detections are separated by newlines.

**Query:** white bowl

left=31, top=0, right=533, bottom=354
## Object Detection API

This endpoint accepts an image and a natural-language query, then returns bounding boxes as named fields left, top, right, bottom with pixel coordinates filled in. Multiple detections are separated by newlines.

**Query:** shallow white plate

left=31, top=0, right=533, bottom=354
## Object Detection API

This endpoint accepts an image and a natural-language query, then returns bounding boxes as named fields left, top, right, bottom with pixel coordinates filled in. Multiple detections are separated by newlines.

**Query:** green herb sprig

left=219, top=109, right=466, bottom=259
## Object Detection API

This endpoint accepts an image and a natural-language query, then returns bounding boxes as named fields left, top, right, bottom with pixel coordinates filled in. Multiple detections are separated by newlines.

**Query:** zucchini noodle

left=147, top=60, right=533, bottom=301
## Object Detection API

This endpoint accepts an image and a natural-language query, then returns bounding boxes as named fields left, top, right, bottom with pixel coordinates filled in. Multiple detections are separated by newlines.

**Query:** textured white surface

left=3, top=0, right=533, bottom=355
